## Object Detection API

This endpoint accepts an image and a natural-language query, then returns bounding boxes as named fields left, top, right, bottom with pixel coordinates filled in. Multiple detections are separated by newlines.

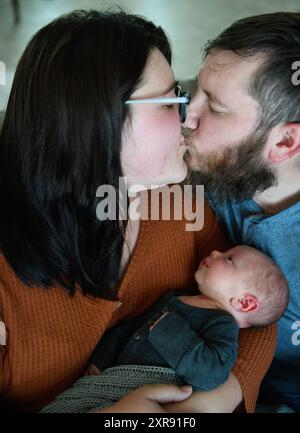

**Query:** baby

left=192, top=244, right=289, bottom=328
left=41, top=245, right=289, bottom=413
left=87, top=245, right=289, bottom=385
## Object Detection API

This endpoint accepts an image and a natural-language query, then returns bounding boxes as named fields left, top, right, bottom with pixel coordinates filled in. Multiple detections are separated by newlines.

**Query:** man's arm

left=90, top=384, right=193, bottom=413
left=163, top=373, right=242, bottom=413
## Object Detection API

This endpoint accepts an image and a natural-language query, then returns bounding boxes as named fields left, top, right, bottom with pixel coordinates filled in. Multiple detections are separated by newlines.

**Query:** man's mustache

left=181, top=127, right=193, bottom=138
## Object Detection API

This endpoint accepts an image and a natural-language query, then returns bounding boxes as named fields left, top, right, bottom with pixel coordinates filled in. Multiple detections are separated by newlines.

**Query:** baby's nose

left=210, top=250, right=223, bottom=259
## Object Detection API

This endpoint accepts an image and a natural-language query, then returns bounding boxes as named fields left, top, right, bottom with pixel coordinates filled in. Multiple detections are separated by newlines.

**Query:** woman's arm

left=231, top=323, right=277, bottom=413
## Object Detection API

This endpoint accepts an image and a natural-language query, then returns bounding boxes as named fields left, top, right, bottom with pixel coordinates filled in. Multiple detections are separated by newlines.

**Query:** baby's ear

left=230, top=295, right=258, bottom=313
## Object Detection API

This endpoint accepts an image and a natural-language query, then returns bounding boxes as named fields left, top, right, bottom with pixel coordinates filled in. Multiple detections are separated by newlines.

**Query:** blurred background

left=0, top=0, right=300, bottom=111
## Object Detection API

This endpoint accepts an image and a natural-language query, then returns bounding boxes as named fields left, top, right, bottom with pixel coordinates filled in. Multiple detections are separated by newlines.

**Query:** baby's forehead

left=231, top=246, right=272, bottom=270
left=231, top=245, right=263, bottom=258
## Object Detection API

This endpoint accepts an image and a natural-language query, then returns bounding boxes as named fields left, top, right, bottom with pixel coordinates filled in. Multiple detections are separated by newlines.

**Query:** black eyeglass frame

left=125, top=85, right=191, bottom=122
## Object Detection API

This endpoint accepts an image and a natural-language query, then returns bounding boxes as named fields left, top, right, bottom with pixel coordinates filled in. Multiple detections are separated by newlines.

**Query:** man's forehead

left=205, top=51, right=242, bottom=71
left=198, top=50, right=265, bottom=90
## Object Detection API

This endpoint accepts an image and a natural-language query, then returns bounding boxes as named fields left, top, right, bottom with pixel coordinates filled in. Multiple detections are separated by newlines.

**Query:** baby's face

left=195, top=245, right=265, bottom=302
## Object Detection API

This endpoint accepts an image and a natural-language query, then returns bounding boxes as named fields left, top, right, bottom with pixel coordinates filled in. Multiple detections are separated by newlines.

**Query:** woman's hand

left=90, top=384, right=193, bottom=413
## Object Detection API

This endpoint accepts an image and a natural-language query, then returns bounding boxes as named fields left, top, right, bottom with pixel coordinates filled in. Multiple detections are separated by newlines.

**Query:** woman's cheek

left=123, top=109, right=182, bottom=181
left=155, top=111, right=181, bottom=150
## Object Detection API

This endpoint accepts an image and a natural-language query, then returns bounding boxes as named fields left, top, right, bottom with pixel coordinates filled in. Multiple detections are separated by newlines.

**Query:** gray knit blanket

left=40, top=365, right=184, bottom=413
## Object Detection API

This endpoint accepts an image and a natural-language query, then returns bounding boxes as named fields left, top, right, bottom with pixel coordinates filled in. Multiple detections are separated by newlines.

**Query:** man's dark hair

left=205, top=12, right=300, bottom=129
left=0, top=10, right=171, bottom=299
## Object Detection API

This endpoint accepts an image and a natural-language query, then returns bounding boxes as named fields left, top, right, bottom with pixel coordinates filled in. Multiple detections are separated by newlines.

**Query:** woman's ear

left=230, top=295, right=258, bottom=313
left=268, top=123, right=300, bottom=163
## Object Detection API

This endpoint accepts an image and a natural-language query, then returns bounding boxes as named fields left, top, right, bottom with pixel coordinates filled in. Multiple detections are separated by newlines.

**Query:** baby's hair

left=245, top=260, right=289, bottom=327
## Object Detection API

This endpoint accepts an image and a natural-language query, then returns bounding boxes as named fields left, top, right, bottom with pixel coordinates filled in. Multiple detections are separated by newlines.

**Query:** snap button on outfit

left=133, top=332, right=140, bottom=341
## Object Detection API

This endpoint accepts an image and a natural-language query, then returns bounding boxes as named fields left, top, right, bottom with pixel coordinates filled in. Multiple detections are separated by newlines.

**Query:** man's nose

left=183, top=100, right=200, bottom=130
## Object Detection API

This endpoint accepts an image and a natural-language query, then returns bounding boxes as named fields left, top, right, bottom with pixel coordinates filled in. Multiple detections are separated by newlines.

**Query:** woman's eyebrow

left=132, top=80, right=178, bottom=100
left=160, top=80, right=178, bottom=96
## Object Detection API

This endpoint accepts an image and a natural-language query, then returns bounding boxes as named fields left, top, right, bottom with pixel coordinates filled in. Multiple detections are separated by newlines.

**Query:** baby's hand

left=84, top=363, right=101, bottom=376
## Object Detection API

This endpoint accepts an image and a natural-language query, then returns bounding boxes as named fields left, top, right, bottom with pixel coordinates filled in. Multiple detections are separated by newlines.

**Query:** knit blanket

left=40, top=365, right=184, bottom=413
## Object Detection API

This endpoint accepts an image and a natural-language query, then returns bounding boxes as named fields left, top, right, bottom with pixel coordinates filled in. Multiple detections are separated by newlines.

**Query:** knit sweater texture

left=0, top=201, right=276, bottom=412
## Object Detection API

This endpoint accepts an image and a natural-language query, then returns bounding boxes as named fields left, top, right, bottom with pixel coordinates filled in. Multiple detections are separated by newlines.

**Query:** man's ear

left=230, top=295, right=258, bottom=313
left=268, top=123, right=300, bottom=163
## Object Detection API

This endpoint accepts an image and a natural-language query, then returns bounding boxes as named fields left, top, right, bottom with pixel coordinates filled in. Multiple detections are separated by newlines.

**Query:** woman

left=0, top=10, right=275, bottom=412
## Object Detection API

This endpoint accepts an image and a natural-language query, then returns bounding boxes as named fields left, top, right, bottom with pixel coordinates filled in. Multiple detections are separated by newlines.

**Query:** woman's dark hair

left=204, top=12, right=300, bottom=129
left=0, top=9, right=171, bottom=299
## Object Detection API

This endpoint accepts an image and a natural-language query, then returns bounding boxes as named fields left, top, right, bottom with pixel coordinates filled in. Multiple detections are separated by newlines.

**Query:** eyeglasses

left=125, top=85, right=191, bottom=123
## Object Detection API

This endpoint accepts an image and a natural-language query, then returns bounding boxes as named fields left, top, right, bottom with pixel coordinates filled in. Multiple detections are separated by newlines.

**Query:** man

left=184, top=12, right=300, bottom=412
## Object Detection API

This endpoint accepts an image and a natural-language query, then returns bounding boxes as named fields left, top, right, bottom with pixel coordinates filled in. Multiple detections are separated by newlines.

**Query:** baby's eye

left=227, top=257, right=233, bottom=263
left=164, top=104, right=175, bottom=109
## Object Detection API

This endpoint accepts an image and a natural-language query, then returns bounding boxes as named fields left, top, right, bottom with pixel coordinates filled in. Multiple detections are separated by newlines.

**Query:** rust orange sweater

left=0, top=201, right=276, bottom=412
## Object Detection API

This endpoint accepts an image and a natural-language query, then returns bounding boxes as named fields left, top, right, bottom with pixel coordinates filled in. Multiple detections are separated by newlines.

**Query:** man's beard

left=185, top=127, right=277, bottom=202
